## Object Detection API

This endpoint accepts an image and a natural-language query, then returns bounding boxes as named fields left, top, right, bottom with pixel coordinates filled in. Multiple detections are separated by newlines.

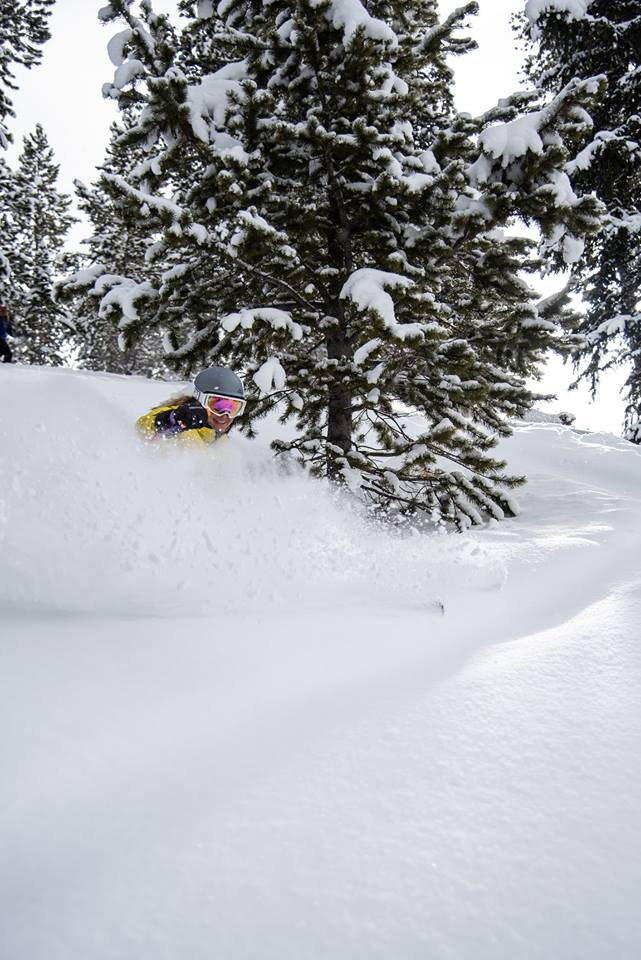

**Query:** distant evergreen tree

left=10, top=123, right=74, bottom=364
left=0, top=0, right=55, bottom=299
left=91, top=0, right=604, bottom=526
left=522, top=1, right=641, bottom=439
left=0, top=157, right=18, bottom=293
left=58, top=118, right=165, bottom=374
left=0, top=0, right=55, bottom=149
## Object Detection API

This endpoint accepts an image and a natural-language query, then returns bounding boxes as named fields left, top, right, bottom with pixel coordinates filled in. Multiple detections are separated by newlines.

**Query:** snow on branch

left=163, top=320, right=218, bottom=359
left=353, top=337, right=382, bottom=366
left=253, top=356, right=287, bottom=395
left=107, top=28, right=134, bottom=66
left=588, top=313, right=641, bottom=343
left=610, top=212, right=641, bottom=234
left=525, top=0, right=593, bottom=30
left=57, top=263, right=108, bottom=294
left=479, top=91, right=539, bottom=127
left=416, top=2, right=479, bottom=55
left=478, top=113, right=545, bottom=168
left=534, top=75, right=604, bottom=131
left=340, top=269, right=424, bottom=340
left=475, top=76, right=603, bottom=171
left=566, top=129, right=622, bottom=174
left=227, top=207, right=298, bottom=259
left=102, top=173, right=186, bottom=222
left=96, top=275, right=159, bottom=323
left=98, top=4, right=118, bottom=22
left=371, top=146, right=438, bottom=192
left=112, top=58, right=146, bottom=90
left=221, top=307, right=304, bottom=342
left=186, top=61, right=247, bottom=144
left=101, top=2, right=157, bottom=58
left=309, top=0, right=398, bottom=47
left=531, top=279, right=578, bottom=331
left=536, top=279, right=573, bottom=316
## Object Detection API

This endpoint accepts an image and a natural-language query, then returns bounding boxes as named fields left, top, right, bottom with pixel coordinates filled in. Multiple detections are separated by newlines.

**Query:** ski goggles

left=196, top=391, right=246, bottom=419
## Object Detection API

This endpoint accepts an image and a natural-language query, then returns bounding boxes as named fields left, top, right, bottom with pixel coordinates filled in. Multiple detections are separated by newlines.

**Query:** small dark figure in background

left=0, top=304, right=13, bottom=364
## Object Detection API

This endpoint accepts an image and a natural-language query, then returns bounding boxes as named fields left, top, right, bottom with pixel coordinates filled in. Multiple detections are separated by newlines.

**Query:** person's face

left=202, top=393, right=244, bottom=432
left=207, top=409, right=234, bottom=432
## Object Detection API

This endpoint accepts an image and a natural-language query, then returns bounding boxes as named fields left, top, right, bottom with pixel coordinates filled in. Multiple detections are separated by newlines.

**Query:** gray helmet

left=194, top=366, right=244, bottom=400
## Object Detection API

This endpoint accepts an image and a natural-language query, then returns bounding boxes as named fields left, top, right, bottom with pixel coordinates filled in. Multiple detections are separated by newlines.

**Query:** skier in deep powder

left=136, top=366, right=246, bottom=444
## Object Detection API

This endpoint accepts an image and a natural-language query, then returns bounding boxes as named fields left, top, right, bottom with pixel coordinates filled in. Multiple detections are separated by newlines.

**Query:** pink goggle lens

left=207, top=395, right=243, bottom=417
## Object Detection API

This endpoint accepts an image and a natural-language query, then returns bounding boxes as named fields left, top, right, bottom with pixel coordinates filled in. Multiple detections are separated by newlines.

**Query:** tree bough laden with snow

left=96, top=0, right=604, bottom=526
left=521, top=0, right=641, bottom=441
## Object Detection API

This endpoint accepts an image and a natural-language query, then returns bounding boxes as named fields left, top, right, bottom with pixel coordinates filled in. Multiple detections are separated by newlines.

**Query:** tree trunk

left=324, top=155, right=353, bottom=480
left=622, top=256, right=641, bottom=440
left=326, top=309, right=352, bottom=481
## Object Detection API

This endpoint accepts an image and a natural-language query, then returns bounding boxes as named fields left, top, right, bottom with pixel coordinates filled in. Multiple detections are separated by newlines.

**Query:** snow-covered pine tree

left=10, top=123, right=75, bottom=365
left=60, top=7, right=227, bottom=374
left=0, top=0, right=54, bottom=149
left=521, top=0, right=641, bottom=440
left=0, top=157, right=18, bottom=294
left=0, top=0, right=55, bottom=298
left=93, top=0, right=604, bottom=526
left=109, top=5, right=237, bottom=371
left=58, top=117, right=165, bottom=374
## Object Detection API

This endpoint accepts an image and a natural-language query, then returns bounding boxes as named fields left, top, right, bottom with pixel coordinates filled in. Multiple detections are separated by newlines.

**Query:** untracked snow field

left=2, top=365, right=641, bottom=959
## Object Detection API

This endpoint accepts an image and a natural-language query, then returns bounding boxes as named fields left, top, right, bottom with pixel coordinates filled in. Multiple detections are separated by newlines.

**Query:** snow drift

left=2, top=365, right=641, bottom=959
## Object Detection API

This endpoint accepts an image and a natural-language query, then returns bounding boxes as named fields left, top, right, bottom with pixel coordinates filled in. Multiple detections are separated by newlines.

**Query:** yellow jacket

left=136, top=403, right=222, bottom=446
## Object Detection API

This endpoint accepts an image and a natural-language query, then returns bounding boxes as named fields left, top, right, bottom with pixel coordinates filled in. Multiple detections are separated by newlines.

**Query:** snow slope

left=1, top=365, right=641, bottom=959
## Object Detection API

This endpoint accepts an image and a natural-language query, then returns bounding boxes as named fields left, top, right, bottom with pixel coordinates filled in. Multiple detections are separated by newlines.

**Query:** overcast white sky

left=5, top=0, right=627, bottom=431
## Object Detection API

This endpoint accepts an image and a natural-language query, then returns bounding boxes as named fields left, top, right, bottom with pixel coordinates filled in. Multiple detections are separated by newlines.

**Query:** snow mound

left=3, top=365, right=641, bottom=960
left=0, top=365, right=507, bottom=617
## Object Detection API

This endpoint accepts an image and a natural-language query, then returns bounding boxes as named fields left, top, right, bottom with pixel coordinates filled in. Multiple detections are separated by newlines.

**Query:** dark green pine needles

left=522, top=0, right=641, bottom=442
left=79, top=0, right=605, bottom=526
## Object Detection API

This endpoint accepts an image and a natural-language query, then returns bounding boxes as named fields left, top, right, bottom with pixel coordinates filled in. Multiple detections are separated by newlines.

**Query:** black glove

left=154, top=401, right=208, bottom=435
left=173, top=401, right=209, bottom=430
